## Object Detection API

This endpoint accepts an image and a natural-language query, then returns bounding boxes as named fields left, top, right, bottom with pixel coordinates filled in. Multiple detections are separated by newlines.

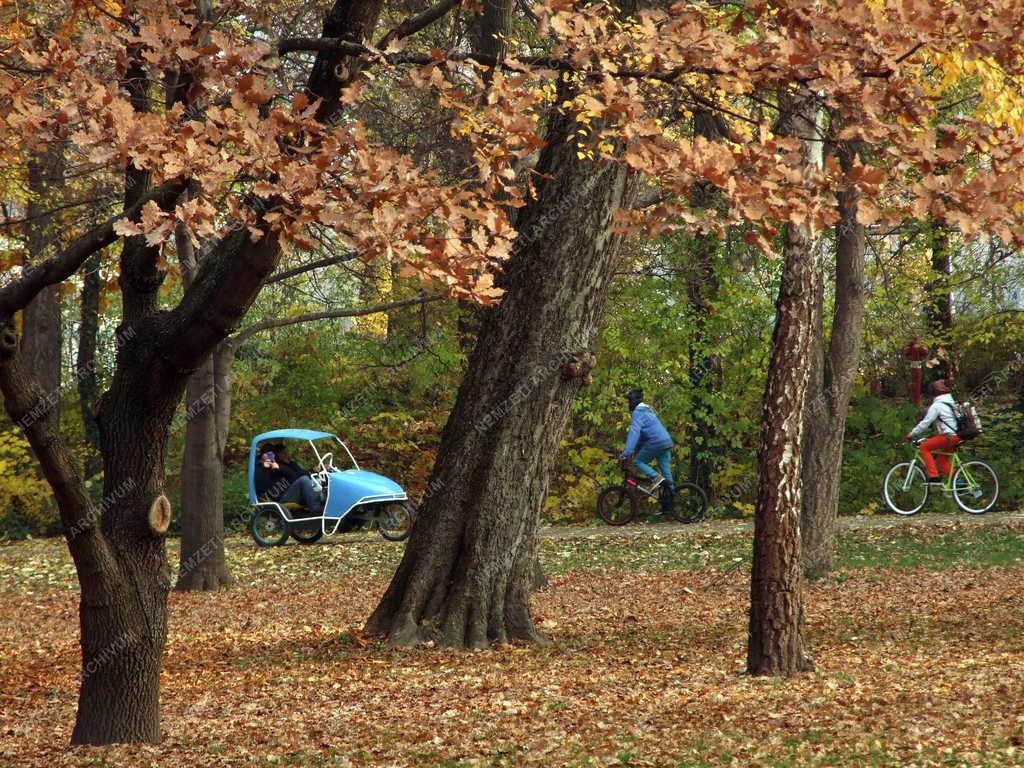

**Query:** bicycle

left=882, top=438, right=999, bottom=516
left=596, top=461, right=708, bottom=525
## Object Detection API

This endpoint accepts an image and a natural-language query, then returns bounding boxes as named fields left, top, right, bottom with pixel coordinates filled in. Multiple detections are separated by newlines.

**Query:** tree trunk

left=927, top=221, right=955, bottom=381
left=366, top=102, right=634, bottom=648
left=0, top=323, right=173, bottom=745
left=76, top=253, right=103, bottom=477
left=685, top=109, right=729, bottom=494
left=21, top=144, right=66, bottom=421
left=799, top=142, right=867, bottom=580
left=747, top=93, right=821, bottom=676
left=175, top=348, right=233, bottom=590
left=174, top=195, right=236, bottom=591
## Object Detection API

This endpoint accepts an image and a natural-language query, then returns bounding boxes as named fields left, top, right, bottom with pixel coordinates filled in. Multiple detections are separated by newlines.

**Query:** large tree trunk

left=799, top=142, right=867, bottom=580
left=366, top=101, right=634, bottom=648
left=747, top=93, right=821, bottom=677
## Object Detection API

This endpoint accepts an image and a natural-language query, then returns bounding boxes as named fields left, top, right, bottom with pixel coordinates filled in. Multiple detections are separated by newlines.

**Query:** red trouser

left=919, top=434, right=961, bottom=479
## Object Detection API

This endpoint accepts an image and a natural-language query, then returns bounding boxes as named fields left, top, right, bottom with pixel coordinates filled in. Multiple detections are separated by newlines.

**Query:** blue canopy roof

left=250, top=428, right=338, bottom=448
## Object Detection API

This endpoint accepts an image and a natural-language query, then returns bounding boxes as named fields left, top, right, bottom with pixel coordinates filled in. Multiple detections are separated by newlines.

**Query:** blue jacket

left=621, top=404, right=673, bottom=456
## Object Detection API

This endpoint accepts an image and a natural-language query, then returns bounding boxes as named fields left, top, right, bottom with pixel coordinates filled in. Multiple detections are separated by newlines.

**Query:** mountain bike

left=596, top=463, right=707, bottom=526
left=883, top=438, right=998, bottom=516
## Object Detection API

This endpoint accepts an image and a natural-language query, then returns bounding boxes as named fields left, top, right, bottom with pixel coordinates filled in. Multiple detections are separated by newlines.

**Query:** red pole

left=904, top=337, right=929, bottom=407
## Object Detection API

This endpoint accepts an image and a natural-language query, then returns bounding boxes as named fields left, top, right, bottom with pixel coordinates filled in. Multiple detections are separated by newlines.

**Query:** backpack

left=953, top=400, right=983, bottom=441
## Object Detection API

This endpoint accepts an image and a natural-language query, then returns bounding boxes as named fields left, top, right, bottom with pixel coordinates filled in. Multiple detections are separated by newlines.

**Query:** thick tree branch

left=232, top=293, right=443, bottom=346
left=376, top=0, right=463, bottom=51
left=282, top=37, right=701, bottom=77
left=0, top=180, right=186, bottom=317
left=158, top=221, right=282, bottom=375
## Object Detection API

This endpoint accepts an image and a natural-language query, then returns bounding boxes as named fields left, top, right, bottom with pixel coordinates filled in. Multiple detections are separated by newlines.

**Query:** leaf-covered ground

left=1, top=520, right=1023, bottom=767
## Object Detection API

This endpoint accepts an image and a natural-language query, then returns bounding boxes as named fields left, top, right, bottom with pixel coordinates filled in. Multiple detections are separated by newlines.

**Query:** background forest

left=4, top=215, right=1023, bottom=539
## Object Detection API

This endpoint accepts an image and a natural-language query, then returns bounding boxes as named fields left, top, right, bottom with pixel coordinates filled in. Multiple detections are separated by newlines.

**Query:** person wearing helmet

left=620, top=388, right=674, bottom=511
left=905, top=378, right=960, bottom=484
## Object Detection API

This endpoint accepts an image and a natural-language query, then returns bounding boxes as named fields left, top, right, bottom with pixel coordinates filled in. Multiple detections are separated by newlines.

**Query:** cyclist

left=904, top=379, right=960, bottom=485
left=620, top=388, right=674, bottom=511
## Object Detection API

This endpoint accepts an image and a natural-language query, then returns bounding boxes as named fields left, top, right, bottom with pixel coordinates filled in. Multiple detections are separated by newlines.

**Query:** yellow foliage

left=352, top=262, right=392, bottom=337
left=0, top=429, right=53, bottom=534
left=927, top=49, right=1024, bottom=134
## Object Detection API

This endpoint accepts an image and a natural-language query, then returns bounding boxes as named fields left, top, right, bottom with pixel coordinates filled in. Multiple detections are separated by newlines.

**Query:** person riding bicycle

left=620, top=388, right=674, bottom=512
left=904, top=379, right=960, bottom=485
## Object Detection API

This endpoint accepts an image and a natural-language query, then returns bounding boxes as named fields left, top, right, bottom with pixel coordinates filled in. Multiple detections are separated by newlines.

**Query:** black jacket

left=254, top=460, right=309, bottom=500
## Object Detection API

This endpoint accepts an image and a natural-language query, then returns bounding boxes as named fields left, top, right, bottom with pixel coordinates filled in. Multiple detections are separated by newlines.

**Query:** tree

left=746, top=90, right=822, bottom=676
left=21, top=142, right=66, bottom=419
left=365, top=70, right=636, bottom=644
left=0, top=0, right=502, bottom=742
left=799, top=136, right=867, bottom=580
left=685, top=109, right=730, bottom=494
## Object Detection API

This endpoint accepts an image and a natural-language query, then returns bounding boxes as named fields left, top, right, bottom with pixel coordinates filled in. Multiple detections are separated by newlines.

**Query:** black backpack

left=952, top=400, right=983, bottom=441
left=938, top=398, right=982, bottom=441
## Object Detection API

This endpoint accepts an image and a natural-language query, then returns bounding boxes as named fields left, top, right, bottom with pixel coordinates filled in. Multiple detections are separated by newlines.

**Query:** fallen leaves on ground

left=0, top=525, right=1023, bottom=767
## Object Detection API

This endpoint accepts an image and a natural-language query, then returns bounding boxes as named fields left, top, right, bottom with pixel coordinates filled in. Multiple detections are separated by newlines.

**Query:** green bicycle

left=883, top=438, right=999, bottom=516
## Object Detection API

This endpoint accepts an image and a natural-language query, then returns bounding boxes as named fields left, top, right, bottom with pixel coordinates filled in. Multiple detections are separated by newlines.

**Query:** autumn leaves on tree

left=2, top=0, right=1024, bottom=746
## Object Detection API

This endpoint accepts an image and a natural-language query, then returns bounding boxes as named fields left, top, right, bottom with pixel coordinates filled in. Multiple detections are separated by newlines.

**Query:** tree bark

left=21, top=143, right=66, bottom=422
left=927, top=220, right=955, bottom=381
left=176, top=349, right=233, bottom=590
left=365, top=93, right=635, bottom=648
left=77, top=253, right=103, bottom=477
left=799, top=140, right=867, bottom=580
left=685, top=110, right=729, bottom=494
left=174, top=187, right=235, bottom=592
left=747, top=92, right=821, bottom=676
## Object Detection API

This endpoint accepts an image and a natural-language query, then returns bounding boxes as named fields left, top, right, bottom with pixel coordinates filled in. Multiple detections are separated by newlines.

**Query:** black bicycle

left=596, top=464, right=707, bottom=526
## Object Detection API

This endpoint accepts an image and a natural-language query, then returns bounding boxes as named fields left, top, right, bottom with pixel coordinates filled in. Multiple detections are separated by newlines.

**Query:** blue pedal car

left=247, top=428, right=415, bottom=546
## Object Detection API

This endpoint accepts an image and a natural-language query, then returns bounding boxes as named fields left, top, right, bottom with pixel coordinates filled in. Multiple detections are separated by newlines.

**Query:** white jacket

left=909, top=393, right=957, bottom=438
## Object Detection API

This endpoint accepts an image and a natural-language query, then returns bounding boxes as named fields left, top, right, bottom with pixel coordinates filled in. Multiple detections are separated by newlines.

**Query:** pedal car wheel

left=378, top=501, right=414, bottom=542
left=290, top=523, right=324, bottom=544
left=250, top=507, right=289, bottom=547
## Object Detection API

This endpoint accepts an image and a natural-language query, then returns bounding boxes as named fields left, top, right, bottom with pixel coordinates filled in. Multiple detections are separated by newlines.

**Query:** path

left=539, top=510, right=1024, bottom=540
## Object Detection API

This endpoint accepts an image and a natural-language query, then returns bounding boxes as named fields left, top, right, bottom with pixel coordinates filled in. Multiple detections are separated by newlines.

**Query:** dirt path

left=540, top=509, right=1024, bottom=540
left=217, top=509, right=1024, bottom=550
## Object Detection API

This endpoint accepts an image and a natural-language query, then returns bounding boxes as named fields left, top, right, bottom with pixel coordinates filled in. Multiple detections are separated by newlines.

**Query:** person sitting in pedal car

left=620, top=388, right=674, bottom=511
left=905, top=379, right=960, bottom=485
left=254, top=441, right=325, bottom=515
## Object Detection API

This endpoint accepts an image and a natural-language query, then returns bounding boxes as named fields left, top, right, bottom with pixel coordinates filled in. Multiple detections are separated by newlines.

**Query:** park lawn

left=0, top=519, right=1022, bottom=767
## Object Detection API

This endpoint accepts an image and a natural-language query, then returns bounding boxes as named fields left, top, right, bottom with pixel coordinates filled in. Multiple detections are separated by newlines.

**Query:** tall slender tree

left=799, top=136, right=868, bottom=580
left=747, top=90, right=822, bottom=676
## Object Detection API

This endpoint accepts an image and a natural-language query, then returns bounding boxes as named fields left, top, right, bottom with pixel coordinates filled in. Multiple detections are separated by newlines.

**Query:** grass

left=2, top=516, right=1023, bottom=593
left=2, top=515, right=1024, bottom=767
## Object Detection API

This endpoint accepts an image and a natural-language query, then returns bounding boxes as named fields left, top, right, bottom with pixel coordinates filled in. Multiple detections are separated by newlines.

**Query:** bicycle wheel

left=596, top=485, right=637, bottom=525
left=664, top=482, right=707, bottom=524
left=952, top=461, right=999, bottom=515
left=883, top=461, right=929, bottom=515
